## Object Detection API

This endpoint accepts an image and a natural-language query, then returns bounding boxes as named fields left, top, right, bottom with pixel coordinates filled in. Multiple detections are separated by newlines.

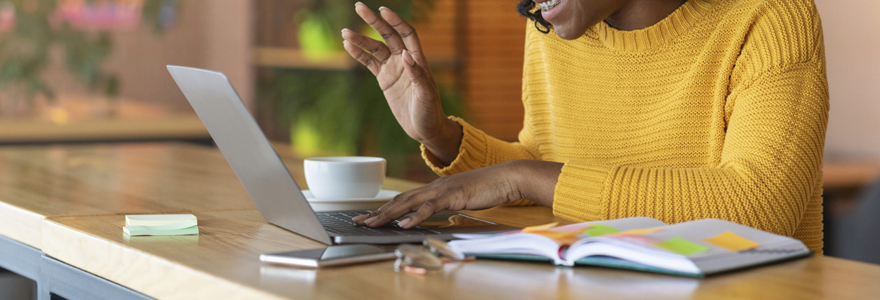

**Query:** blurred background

left=0, top=0, right=877, bottom=289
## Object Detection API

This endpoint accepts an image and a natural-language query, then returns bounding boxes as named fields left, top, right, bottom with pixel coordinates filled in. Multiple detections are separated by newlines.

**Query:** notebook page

left=601, top=219, right=809, bottom=274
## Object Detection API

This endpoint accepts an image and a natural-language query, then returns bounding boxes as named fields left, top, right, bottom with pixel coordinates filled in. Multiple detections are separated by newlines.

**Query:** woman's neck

left=605, top=0, right=689, bottom=31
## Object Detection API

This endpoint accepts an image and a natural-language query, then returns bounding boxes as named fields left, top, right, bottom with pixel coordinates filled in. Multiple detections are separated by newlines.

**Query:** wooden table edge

left=0, top=201, right=49, bottom=249
left=41, top=213, right=289, bottom=300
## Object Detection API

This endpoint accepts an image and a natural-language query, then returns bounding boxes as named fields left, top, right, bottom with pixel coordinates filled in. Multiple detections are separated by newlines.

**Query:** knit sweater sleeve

left=553, top=59, right=829, bottom=237
left=421, top=116, right=539, bottom=176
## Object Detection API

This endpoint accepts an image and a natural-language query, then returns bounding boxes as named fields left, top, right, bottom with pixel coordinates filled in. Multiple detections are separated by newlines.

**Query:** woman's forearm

left=512, top=160, right=564, bottom=207
left=422, top=118, right=463, bottom=166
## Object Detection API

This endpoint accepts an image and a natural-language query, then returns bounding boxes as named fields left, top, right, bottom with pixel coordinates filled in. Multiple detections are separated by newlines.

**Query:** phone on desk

left=260, top=244, right=396, bottom=268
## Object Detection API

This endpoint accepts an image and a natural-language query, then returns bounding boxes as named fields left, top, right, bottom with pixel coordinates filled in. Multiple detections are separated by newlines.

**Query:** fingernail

left=379, top=6, right=388, bottom=11
left=364, top=216, right=378, bottom=224
left=352, top=215, right=367, bottom=222
left=398, top=218, right=411, bottom=228
left=355, top=1, right=364, bottom=7
left=402, top=49, right=414, bottom=66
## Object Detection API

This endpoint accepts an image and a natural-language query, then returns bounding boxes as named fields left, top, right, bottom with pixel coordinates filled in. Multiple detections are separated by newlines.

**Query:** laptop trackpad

left=397, top=211, right=498, bottom=231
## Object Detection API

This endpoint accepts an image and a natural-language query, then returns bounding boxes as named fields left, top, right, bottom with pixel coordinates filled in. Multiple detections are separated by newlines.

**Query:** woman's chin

left=550, top=20, right=592, bottom=40
left=552, top=25, right=578, bottom=40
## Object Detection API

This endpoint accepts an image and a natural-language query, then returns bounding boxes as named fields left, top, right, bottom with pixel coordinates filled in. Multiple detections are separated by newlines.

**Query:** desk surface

left=0, top=143, right=879, bottom=300
left=0, top=143, right=415, bottom=248
left=42, top=209, right=880, bottom=300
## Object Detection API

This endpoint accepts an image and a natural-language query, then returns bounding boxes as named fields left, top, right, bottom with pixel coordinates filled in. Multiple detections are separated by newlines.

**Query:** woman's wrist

left=508, top=160, right=564, bottom=207
left=422, top=118, right=463, bottom=166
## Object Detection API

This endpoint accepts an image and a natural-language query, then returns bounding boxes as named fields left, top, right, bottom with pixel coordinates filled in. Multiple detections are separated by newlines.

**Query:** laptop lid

left=167, top=65, right=333, bottom=245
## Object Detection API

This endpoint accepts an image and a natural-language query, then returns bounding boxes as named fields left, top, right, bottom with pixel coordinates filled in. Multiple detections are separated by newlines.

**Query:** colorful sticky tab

left=530, top=231, right=581, bottom=245
left=608, top=234, right=658, bottom=247
left=703, top=231, right=760, bottom=251
left=523, top=222, right=558, bottom=233
left=618, top=228, right=665, bottom=235
left=656, top=237, right=709, bottom=256
left=550, top=223, right=594, bottom=233
left=582, top=224, right=620, bottom=236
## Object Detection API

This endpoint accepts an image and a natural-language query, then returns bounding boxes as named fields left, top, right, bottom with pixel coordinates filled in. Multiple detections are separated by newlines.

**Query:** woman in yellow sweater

left=342, top=0, right=828, bottom=252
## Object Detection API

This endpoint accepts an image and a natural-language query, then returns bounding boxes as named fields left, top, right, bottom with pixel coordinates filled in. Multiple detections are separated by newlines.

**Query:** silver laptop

left=167, top=65, right=517, bottom=244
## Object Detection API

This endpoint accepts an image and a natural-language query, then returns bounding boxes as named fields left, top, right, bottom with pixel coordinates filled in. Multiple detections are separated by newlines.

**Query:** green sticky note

left=123, top=225, right=199, bottom=236
left=656, top=237, right=709, bottom=256
left=123, top=220, right=199, bottom=236
left=126, top=214, right=197, bottom=227
left=582, top=224, right=620, bottom=236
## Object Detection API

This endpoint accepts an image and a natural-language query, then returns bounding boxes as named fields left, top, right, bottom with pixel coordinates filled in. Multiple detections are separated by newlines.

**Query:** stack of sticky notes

left=123, top=214, right=199, bottom=236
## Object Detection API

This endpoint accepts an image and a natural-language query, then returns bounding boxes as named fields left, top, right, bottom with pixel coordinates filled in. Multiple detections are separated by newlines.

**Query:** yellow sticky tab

left=523, top=222, right=558, bottom=233
left=618, top=228, right=665, bottom=235
left=703, top=231, right=760, bottom=251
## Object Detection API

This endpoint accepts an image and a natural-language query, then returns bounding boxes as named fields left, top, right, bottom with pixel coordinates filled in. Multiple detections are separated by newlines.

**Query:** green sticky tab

left=656, top=237, right=710, bottom=256
left=582, top=224, right=620, bottom=236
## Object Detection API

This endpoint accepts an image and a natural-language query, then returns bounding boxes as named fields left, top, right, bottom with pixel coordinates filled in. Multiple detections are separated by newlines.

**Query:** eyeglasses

left=394, top=238, right=473, bottom=274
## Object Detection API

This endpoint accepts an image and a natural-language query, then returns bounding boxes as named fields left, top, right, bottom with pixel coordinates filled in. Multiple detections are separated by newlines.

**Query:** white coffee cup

left=304, top=157, right=386, bottom=199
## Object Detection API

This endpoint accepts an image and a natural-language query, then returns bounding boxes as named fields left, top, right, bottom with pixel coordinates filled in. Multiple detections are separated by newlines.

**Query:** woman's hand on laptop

left=341, top=3, right=462, bottom=165
left=352, top=160, right=564, bottom=228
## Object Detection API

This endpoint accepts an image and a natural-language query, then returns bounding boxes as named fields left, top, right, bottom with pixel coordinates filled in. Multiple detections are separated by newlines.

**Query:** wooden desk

left=0, top=143, right=416, bottom=249
left=41, top=209, right=880, bottom=300
left=0, top=143, right=878, bottom=300
left=0, top=143, right=419, bottom=299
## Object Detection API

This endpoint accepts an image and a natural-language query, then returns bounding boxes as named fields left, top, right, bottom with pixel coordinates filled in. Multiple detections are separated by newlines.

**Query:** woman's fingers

left=341, top=28, right=391, bottom=65
left=352, top=186, right=422, bottom=225
left=364, top=188, right=439, bottom=227
left=378, top=7, right=428, bottom=68
left=398, top=199, right=443, bottom=229
left=355, top=2, right=406, bottom=54
left=342, top=40, right=380, bottom=75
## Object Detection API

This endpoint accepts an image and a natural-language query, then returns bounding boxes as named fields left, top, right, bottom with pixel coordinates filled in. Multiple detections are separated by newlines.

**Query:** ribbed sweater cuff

left=421, top=116, right=489, bottom=176
left=552, top=162, right=616, bottom=221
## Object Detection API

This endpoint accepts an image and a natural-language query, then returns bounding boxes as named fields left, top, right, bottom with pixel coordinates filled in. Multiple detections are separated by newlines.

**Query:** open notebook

left=448, top=218, right=812, bottom=277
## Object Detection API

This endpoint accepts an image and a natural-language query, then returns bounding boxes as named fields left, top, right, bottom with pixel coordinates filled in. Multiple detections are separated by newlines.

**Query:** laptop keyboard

left=316, top=211, right=439, bottom=236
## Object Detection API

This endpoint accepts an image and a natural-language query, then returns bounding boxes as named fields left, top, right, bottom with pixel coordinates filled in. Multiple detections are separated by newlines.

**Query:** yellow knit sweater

left=422, top=0, right=828, bottom=252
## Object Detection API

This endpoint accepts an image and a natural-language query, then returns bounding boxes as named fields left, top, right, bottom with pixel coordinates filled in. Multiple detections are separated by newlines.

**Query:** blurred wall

left=45, top=0, right=254, bottom=112
left=815, top=0, right=880, bottom=160
left=462, top=0, right=526, bottom=142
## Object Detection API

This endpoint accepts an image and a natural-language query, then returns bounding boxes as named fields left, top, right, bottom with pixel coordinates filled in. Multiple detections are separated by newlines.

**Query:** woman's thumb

left=402, top=49, right=428, bottom=85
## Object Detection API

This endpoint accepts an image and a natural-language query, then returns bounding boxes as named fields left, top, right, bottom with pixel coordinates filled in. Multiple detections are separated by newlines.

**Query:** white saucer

left=301, top=189, right=401, bottom=212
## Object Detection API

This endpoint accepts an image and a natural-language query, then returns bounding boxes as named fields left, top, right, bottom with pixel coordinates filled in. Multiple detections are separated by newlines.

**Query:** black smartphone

left=260, top=244, right=396, bottom=268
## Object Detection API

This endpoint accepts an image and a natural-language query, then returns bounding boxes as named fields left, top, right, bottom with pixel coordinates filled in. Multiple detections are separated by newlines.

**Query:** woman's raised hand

left=342, top=3, right=461, bottom=164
